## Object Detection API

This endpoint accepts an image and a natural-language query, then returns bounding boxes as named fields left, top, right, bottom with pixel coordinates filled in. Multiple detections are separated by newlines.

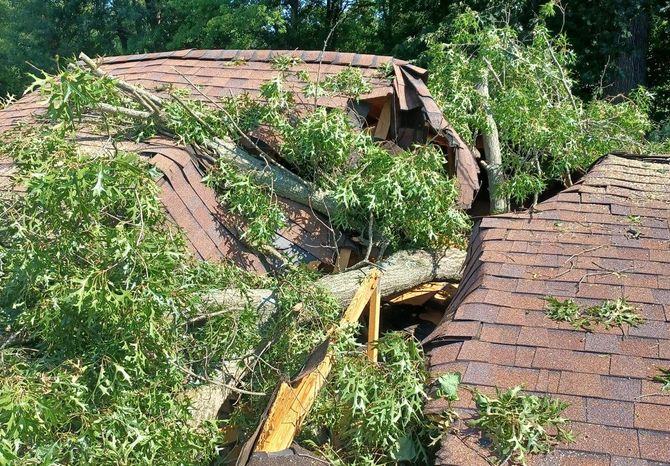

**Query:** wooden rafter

left=253, top=269, right=382, bottom=453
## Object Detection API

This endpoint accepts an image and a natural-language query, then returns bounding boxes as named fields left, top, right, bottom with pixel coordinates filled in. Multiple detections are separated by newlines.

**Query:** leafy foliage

left=27, top=66, right=123, bottom=131
left=545, top=296, right=644, bottom=330
left=319, top=67, right=373, bottom=98
left=303, top=331, right=436, bottom=465
left=204, top=159, right=287, bottom=249
left=426, top=7, right=653, bottom=207
left=0, top=126, right=262, bottom=464
left=280, top=106, right=361, bottom=183
left=228, top=74, right=471, bottom=248
left=469, top=386, right=573, bottom=465
left=654, top=367, right=670, bottom=391
left=330, top=143, right=469, bottom=248
left=0, top=123, right=360, bottom=464
left=436, top=372, right=461, bottom=401
left=544, top=297, right=589, bottom=329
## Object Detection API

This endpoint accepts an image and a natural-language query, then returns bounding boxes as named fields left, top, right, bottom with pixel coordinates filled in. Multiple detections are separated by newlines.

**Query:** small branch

left=171, top=67, right=283, bottom=171
left=79, top=52, right=163, bottom=109
left=97, top=103, right=152, bottom=120
left=363, top=211, right=374, bottom=262
left=0, top=330, right=23, bottom=350
left=178, top=363, right=265, bottom=397
left=170, top=93, right=216, bottom=135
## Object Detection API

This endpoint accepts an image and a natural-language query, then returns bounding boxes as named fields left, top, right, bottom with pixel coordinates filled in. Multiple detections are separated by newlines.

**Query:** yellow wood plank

left=373, top=99, right=392, bottom=140
left=366, top=282, right=381, bottom=363
left=387, top=282, right=447, bottom=306
left=253, top=269, right=382, bottom=453
left=341, top=268, right=381, bottom=324
left=254, top=355, right=333, bottom=452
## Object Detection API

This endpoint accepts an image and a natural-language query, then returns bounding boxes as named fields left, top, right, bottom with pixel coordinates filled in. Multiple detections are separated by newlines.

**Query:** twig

left=0, top=331, right=23, bottom=350
left=170, top=93, right=217, bottom=135
left=79, top=53, right=163, bottom=108
left=364, top=211, right=374, bottom=262
left=314, top=6, right=350, bottom=107
left=577, top=266, right=634, bottom=290
left=97, top=103, right=152, bottom=120
left=171, top=67, right=282, bottom=170
left=176, top=363, right=265, bottom=397
left=562, top=244, right=607, bottom=266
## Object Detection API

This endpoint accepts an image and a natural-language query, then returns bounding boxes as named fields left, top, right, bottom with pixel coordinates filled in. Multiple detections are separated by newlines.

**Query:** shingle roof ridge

left=99, top=49, right=410, bottom=69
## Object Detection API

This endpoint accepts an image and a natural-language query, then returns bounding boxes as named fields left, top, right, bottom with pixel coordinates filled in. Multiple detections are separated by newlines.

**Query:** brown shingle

left=586, top=398, right=635, bottom=428
left=634, top=403, right=670, bottom=431
left=637, top=430, right=670, bottom=462
left=532, top=348, right=611, bottom=374
left=569, top=422, right=640, bottom=457
left=426, top=154, right=670, bottom=465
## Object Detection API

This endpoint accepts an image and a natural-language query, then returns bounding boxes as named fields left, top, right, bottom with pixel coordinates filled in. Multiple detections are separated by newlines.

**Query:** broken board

left=251, top=269, right=382, bottom=454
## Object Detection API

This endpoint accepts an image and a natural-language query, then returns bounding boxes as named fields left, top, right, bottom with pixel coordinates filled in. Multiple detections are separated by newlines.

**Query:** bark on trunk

left=205, top=138, right=337, bottom=217
left=201, top=249, right=467, bottom=313
left=316, top=248, right=467, bottom=308
left=475, top=76, right=508, bottom=214
left=187, top=248, right=467, bottom=421
left=611, top=10, right=650, bottom=96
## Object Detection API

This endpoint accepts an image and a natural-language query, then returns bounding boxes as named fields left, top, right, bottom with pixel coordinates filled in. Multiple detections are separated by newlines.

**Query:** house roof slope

left=0, top=48, right=479, bottom=271
left=425, top=153, right=670, bottom=465
left=0, top=49, right=481, bottom=208
left=97, top=49, right=398, bottom=108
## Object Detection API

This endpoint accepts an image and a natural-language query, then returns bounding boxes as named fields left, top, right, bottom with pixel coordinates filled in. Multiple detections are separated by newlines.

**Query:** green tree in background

left=0, top=0, right=669, bottom=125
left=426, top=4, right=652, bottom=212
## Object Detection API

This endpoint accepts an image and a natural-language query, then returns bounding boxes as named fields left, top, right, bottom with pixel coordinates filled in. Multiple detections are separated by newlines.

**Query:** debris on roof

left=0, top=49, right=479, bottom=273
left=424, top=153, right=670, bottom=465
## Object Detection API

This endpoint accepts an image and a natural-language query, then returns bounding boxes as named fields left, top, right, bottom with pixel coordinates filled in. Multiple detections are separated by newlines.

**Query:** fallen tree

left=3, top=52, right=470, bottom=465
left=77, top=53, right=338, bottom=218
left=188, top=248, right=466, bottom=421
left=201, top=248, right=467, bottom=314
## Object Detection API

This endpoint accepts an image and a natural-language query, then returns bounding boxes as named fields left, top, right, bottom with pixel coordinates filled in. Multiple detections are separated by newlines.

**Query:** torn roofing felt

left=424, top=153, right=670, bottom=465
left=0, top=49, right=479, bottom=272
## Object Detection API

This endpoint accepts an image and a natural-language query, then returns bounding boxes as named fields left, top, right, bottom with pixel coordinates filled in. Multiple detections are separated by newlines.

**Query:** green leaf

left=436, top=372, right=461, bottom=401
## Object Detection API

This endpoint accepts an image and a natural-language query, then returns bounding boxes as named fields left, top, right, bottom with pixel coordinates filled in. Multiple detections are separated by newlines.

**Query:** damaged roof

left=425, top=153, right=670, bottom=465
left=0, top=49, right=479, bottom=273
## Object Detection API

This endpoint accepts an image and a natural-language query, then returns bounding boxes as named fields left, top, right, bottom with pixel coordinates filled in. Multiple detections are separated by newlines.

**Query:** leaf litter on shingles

left=654, top=368, right=670, bottom=391
left=544, top=297, right=644, bottom=331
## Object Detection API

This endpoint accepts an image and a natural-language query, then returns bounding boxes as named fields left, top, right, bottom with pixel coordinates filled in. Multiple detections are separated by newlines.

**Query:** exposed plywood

left=366, top=282, right=381, bottom=363
left=253, top=354, right=334, bottom=453
left=373, top=99, right=392, bottom=140
left=253, top=269, right=381, bottom=453
left=387, top=281, right=451, bottom=306
left=334, top=247, right=352, bottom=273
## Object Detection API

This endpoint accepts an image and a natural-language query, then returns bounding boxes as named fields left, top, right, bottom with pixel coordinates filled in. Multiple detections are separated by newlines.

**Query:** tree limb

left=187, top=248, right=466, bottom=422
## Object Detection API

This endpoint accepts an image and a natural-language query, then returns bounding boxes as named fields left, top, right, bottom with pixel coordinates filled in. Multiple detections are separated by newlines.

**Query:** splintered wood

left=387, top=281, right=457, bottom=306
left=253, top=269, right=382, bottom=453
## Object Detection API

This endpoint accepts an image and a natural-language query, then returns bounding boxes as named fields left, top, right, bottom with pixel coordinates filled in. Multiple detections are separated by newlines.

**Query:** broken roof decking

left=142, top=142, right=337, bottom=271
left=0, top=48, right=480, bottom=208
left=425, top=154, right=670, bottom=465
left=6, top=133, right=339, bottom=274
left=0, top=48, right=479, bottom=272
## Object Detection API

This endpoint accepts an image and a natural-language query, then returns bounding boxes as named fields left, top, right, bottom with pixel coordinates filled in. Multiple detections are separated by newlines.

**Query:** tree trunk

left=475, top=76, right=509, bottom=214
left=315, top=248, right=466, bottom=308
left=188, top=248, right=467, bottom=421
left=611, top=9, right=650, bottom=95
left=204, top=139, right=337, bottom=217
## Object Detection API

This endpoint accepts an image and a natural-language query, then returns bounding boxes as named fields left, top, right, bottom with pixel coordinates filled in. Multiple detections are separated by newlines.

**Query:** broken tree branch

left=202, top=248, right=466, bottom=316
left=186, top=248, right=466, bottom=422
left=78, top=52, right=339, bottom=218
left=79, top=52, right=163, bottom=108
